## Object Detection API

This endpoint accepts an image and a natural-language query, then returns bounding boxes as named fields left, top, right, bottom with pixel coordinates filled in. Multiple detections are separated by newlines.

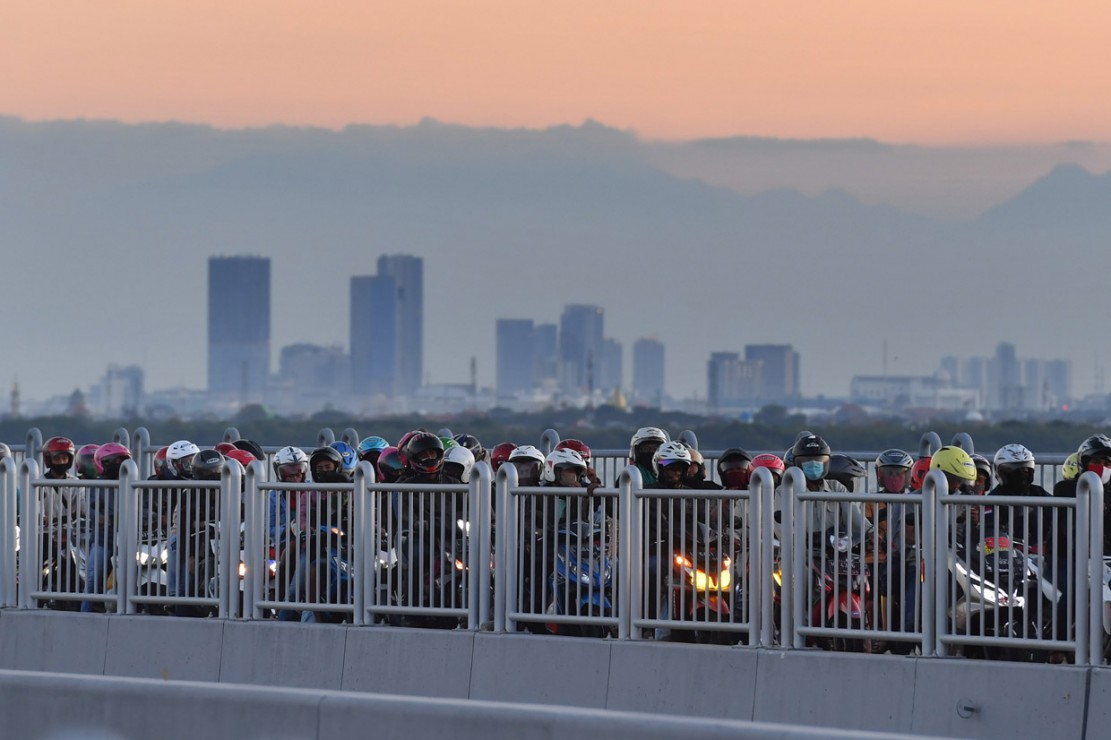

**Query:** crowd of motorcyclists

left=4, top=425, right=1110, bottom=660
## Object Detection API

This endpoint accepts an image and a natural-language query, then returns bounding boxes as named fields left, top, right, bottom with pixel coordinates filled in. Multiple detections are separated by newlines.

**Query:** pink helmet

left=750, top=453, right=786, bottom=477
left=94, top=442, right=131, bottom=477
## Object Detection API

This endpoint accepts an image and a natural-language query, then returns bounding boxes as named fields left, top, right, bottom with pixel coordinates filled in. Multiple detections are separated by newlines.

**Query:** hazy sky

left=5, top=1, right=1111, bottom=143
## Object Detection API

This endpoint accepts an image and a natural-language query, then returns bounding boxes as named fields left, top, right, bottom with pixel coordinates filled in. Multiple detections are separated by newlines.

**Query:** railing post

left=352, top=461, right=372, bottom=626
left=1089, top=473, right=1105, bottom=666
left=919, top=432, right=941, bottom=459
left=132, top=427, right=151, bottom=480
left=950, top=433, right=975, bottom=455
left=749, top=467, right=768, bottom=647
left=221, top=459, right=242, bottom=619
left=0, top=457, right=16, bottom=607
left=474, top=461, right=493, bottom=629
left=785, top=467, right=804, bottom=649
left=540, top=429, right=560, bottom=456
left=222, top=427, right=241, bottom=444
left=342, top=428, right=361, bottom=449
left=364, top=463, right=378, bottom=626
left=1073, top=473, right=1090, bottom=665
left=467, top=463, right=485, bottom=629
left=25, top=428, right=43, bottom=468
left=19, top=459, right=40, bottom=610
left=618, top=465, right=642, bottom=640
left=929, top=469, right=949, bottom=657
left=119, top=459, right=138, bottom=615
left=317, top=428, right=335, bottom=447
left=113, top=427, right=131, bottom=450
left=628, top=465, right=644, bottom=640
left=244, top=461, right=261, bottom=620
left=678, top=430, right=699, bottom=450
left=497, top=464, right=519, bottom=633
left=920, top=470, right=937, bottom=657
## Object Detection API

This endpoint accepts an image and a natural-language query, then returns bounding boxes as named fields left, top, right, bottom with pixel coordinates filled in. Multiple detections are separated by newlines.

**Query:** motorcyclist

left=873, top=448, right=917, bottom=651
left=75, top=444, right=99, bottom=480
left=170, top=448, right=223, bottom=616
left=357, top=436, right=390, bottom=470
left=40, top=436, right=79, bottom=524
left=489, top=442, right=518, bottom=474
left=971, top=455, right=994, bottom=496
left=684, top=448, right=722, bottom=490
left=554, top=438, right=601, bottom=487
left=749, top=453, right=785, bottom=488
left=1053, top=435, right=1111, bottom=554
left=629, top=427, right=669, bottom=485
left=827, top=454, right=866, bottom=492
left=985, top=444, right=1051, bottom=547
left=268, top=446, right=310, bottom=602
left=716, top=448, right=753, bottom=490
left=453, top=434, right=487, bottom=464
left=81, top=443, right=131, bottom=612
left=443, top=445, right=476, bottom=483
left=774, top=434, right=871, bottom=542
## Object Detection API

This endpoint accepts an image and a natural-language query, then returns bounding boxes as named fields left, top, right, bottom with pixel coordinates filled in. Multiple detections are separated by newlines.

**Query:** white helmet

left=508, top=444, right=546, bottom=483
left=443, top=445, right=476, bottom=483
left=630, top=426, right=669, bottom=461
left=273, top=446, right=309, bottom=481
left=993, top=443, right=1035, bottom=485
left=166, top=440, right=200, bottom=479
left=543, top=448, right=587, bottom=484
left=652, top=441, right=692, bottom=476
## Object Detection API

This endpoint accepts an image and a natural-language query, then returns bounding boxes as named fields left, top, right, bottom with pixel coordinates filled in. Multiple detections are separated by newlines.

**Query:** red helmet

left=396, top=431, right=419, bottom=469
left=377, top=446, right=403, bottom=483
left=75, top=444, right=99, bottom=479
left=152, top=446, right=169, bottom=477
left=910, top=457, right=932, bottom=490
left=43, top=436, right=76, bottom=470
left=214, top=442, right=238, bottom=456
left=750, top=453, right=786, bottom=478
left=489, top=442, right=518, bottom=472
left=94, top=442, right=131, bottom=478
left=555, top=438, right=591, bottom=464
left=226, top=449, right=258, bottom=469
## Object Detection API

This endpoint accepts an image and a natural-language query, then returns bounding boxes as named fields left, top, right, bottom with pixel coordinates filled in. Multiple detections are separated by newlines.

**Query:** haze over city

left=3, top=2, right=1111, bottom=409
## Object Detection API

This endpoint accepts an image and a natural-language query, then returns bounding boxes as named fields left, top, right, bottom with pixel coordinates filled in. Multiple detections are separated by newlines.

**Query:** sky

left=5, top=1, right=1111, bottom=143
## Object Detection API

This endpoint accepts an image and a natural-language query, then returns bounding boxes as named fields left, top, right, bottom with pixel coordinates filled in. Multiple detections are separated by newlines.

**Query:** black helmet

left=192, top=449, right=224, bottom=481
left=792, top=434, right=831, bottom=459
left=233, top=438, right=266, bottom=461
left=309, top=445, right=347, bottom=482
left=716, top=447, right=752, bottom=476
left=827, top=454, right=866, bottom=492
left=453, top=434, right=486, bottom=462
left=404, top=431, right=445, bottom=474
left=377, top=447, right=404, bottom=483
left=1077, top=435, right=1111, bottom=471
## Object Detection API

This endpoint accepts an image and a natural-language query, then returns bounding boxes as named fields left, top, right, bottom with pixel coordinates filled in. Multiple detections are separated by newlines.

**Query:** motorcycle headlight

left=238, top=561, right=247, bottom=579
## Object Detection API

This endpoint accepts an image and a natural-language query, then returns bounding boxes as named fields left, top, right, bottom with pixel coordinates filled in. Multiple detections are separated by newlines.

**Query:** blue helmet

left=330, top=441, right=358, bottom=476
left=358, top=436, right=390, bottom=461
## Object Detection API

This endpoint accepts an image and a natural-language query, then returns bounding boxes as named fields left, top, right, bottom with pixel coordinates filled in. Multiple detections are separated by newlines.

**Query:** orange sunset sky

left=4, top=1, right=1110, bottom=143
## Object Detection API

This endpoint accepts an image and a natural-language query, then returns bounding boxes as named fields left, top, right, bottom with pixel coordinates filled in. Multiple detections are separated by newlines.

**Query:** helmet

left=827, top=454, right=866, bottom=492
left=330, top=441, right=358, bottom=478
left=310, top=445, right=348, bottom=483
left=970, top=454, right=994, bottom=493
left=630, top=427, right=669, bottom=465
left=443, top=445, right=476, bottom=483
left=909, top=457, right=932, bottom=490
left=453, top=434, right=486, bottom=462
left=652, top=441, right=692, bottom=477
left=875, top=449, right=914, bottom=470
left=404, top=432, right=445, bottom=474
left=214, top=442, right=238, bottom=456
left=490, top=442, right=517, bottom=472
left=993, top=444, right=1035, bottom=486
left=273, top=446, right=309, bottom=482
left=395, top=431, right=419, bottom=468
left=1077, top=435, right=1111, bottom=471
left=555, top=438, right=592, bottom=464
left=686, top=448, right=706, bottom=480
left=76, top=444, right=99, bottom=479
left=1062, top=452, right=1080, bottom=481
left=94, top=443, right=131, bottom=479
left=232, top=438, right=266, bottom=461
left=376, top=447, right=404, bottom=484
left=543, top=448, right=587, bottom=485
left=791, top=435, right=832, bottom=481
left=440, top=436, right=458, bottom=451
left=717, top=447, right=753, bottom=489
left=750, top=453, right=786, bottom=484
left=930, top=446, right=977, bottom=483
left=508, top=445, right=546, bottom=484
left=166, top=440, right=201, bottom=479
left=192, top=449, right=224, bottom=481
left=226, top=449, right=258, bottom=469
left=152, top=446, right=169, bottom=478
left=357, top=436, right=390, bottom=463
left=43, top=436, right=76, bottom=472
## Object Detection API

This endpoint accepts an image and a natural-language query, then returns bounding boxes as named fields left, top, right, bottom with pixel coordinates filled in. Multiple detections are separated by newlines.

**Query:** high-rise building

left=707, top=352, right=762, bottom=411
left=559, top=304, right=604, bottom=394
left=207, top=256, right=270, bottom=398
left=496, top=319, right=536, bottom=396
left=744, top=344, right=800, bottom=402
left=280, top=343, right=351, bottom=392
left=599, top=338, right=623, bottom=394
left=533, top=323, right=559, bottom=385
left=350, top=275, right=397, bottom=396
left=633, top=338, right=665, bottom=406
left=377, top=255, right=423, bottom=395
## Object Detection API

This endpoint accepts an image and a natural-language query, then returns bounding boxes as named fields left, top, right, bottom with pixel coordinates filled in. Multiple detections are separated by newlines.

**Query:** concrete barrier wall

left=0, top=610, right=1105, bottom=738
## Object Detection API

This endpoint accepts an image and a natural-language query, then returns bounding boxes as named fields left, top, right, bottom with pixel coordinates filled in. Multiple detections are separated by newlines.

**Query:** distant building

left=599, top=338, right=623, bottom=394
left=533, top=323, right=559, bottom=385
left=559, top=304, right=604, bottom=395
left=207, top=256, right=270, bottom=399
left=851, top=374, right=980, bottom=411
left=88, top=364, right=144, bottom=418
left=496, top=319, right=536, bottom=396
left=633, top=338, right=665, bottom=406
left=350, top=275, right=397, bottom=396
left=279, top=343, right=350, bottom=392
left=707, top=352, right=762, bottom=412
left=377, top=255, right=423, bottom=395
left=744, top=344, right=800, bottom=402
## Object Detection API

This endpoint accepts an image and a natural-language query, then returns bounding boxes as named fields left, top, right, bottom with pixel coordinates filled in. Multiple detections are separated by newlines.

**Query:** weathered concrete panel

left=911, top=659, right=1088, bottom=739
left=1085, top=666, right=1111, bottom=739
left=606, top=640, right=759, bottom=720
left=103, top=615, right=224, bottom=682
left=341, top=626, right=474, bottom=697
left=0, top=610, right=110, bottom=675
left=468, top=632, right=612, bottom=707
left=754, top=649, right=916, bottom=733
left=220, top=620, right=347, bottom=689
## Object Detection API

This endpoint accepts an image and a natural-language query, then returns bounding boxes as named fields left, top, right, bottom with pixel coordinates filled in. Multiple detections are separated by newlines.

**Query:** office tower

left=744, top=344, right=800, bottom=402
left=599, top=338, right=623, bottom=393
left=533, top=323, right=559, bottom=384
left=350, top=275, right=397, bottom=396
left=559, top=304, right=604, bottom=394
left=207, top=256, right=270, bottom=397
left=496, top=319, right=536, bottom=395
left=707, top=352, right=762, bottom=411
left=280, top=343, right=351, bottom=392
left=633, top=338, right=665, bottom=405
left=377, top=255, right=423, bottom=395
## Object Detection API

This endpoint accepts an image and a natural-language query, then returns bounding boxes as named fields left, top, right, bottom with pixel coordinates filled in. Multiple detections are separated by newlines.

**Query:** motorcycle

left=664, top=520, right=742, bottom=645
left=39, top=519, right=84, bottom=610
left=545, top=509, right=614, bottom=638
left=389, top=518, right=471, bottom=629
left=277, top=524, right=354, bottom=623
left=808, top=527, right=872, bottom=653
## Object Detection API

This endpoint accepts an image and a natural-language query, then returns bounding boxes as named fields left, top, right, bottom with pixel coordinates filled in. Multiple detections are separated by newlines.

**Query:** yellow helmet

left=1062, top=452, right=1080, bottom=481
left=929, top=445, right=977, bottom=482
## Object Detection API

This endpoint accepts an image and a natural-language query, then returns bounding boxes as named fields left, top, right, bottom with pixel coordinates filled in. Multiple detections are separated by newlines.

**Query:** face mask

left=723, top=469, right=750, bottom=489
left=879, top=472, right=906, bottom=493
left=315, top=471, right=346, bottom=484
left=801, top=461, right=825, bottom=481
